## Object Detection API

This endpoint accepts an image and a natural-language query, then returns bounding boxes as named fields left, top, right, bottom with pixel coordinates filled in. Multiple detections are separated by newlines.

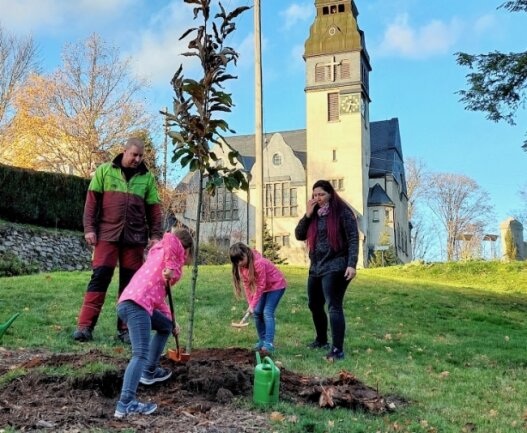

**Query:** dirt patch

left=0, top=347, right=401, bottom=432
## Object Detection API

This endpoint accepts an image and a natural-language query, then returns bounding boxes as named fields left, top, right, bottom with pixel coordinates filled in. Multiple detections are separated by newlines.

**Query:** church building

left=173, top=0, right=412, bottom=267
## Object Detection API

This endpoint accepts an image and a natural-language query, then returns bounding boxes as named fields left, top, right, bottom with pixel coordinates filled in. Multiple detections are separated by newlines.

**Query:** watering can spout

left=0, top=313, right=21, bottom=339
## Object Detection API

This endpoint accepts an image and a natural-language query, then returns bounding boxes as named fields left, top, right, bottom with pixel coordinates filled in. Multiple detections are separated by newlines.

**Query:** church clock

left=340, top=94, right=360, bottom=114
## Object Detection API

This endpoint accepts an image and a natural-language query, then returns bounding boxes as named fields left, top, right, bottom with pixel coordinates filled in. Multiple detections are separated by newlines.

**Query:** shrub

left=369, top=245, right=400, bottom=268
left=0, top=251, right=39, bottom=277
left=504, top=228, right=518, bottom=261
left=197, top=243, right=230, bottom=265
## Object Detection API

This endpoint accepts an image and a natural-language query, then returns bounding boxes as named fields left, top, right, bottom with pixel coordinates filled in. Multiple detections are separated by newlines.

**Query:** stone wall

left=0, top=224, right=91, bottom=272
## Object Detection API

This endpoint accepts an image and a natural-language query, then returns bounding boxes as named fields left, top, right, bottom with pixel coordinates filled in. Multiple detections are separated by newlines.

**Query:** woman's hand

left=306, top=198, right=317, bottom=218
left=344, top=266, right=356, bottom=281
left=163, top=268, right=174, bottom=281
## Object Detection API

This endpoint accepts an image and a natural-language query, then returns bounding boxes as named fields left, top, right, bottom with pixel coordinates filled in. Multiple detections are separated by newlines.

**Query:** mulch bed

left=0, top=347, right=403, bottom=432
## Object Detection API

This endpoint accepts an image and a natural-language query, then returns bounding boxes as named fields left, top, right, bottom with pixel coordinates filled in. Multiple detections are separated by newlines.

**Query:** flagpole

left=254, top=0, right=264, bottom=252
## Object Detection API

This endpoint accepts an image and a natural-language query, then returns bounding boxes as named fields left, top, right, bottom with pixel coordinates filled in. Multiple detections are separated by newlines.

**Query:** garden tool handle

left=241, top=309, right=251, bottom=323
left=165, top=280, right=179, bottom=351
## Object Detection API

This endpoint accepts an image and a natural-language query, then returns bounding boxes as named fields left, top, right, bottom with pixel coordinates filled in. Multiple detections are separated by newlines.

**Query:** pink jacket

left=240, top=250, right=287, bottom=310
left=118, top=232, right=185, bottom=319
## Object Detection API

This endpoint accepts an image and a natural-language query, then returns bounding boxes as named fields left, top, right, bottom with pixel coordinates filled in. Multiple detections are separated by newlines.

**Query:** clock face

left=340, top=94, right=360, bottom=114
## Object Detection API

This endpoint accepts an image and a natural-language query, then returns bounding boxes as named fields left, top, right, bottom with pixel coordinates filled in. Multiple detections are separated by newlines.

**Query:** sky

left=1, top=0, right=525, bottom=233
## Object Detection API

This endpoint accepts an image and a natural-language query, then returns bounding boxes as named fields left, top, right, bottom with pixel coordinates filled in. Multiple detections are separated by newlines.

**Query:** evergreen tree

left=263, top=223, right=287, bottom=265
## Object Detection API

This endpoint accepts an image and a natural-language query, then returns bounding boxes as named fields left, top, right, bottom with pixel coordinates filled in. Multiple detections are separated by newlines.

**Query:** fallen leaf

left=270, top=412, right=285, bottom=422
left=439, top=371, right=449, bottom=379
left=328, top=420, right=335, bottom=428
left=384, top=333, right=392, bottom=341
left=319, top=385, right=335, bottom=408
left=489, top=409, right=498, bottom=417
left=384, top=346, right=393, bottom=352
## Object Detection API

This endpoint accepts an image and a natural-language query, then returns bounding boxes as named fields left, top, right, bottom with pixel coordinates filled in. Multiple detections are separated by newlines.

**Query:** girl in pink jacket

left=114, top=227, right=194, bottom=418
left=230, top=242, right=287, bottom=354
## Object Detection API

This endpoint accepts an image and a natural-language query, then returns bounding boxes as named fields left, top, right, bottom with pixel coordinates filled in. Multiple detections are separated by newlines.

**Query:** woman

left=295, top=180, right=359, bottom=361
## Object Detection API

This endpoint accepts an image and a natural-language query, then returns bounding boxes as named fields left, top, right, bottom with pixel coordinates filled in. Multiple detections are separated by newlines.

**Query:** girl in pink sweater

left=230, top=242, right=287, bottom=354
left=114, top=227, right=194, bottom=418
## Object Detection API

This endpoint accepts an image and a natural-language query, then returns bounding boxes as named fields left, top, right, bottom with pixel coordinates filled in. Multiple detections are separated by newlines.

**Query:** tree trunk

left=186, top=170, right=204, bottom=353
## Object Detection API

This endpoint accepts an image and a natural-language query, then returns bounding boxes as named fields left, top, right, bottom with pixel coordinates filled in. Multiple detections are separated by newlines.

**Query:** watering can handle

left=263, top=356, right=276, bottom=395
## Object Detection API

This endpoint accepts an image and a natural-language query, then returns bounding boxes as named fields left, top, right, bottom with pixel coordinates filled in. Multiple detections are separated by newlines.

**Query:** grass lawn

left=1, top=260, right=527, bottom=432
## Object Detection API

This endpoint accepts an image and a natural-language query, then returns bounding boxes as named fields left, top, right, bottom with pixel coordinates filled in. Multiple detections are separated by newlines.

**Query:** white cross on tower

left=324, top=55, right=341, bottom=82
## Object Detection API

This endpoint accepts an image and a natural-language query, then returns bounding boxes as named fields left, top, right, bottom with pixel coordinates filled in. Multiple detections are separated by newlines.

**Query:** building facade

left=173, top=0, right=412, bottom=266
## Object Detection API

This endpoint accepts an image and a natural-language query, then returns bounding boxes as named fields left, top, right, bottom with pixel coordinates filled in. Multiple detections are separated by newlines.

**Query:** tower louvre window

left=315, top=64, right=325, bottom=82
left=328, top=92, right=339, bottom=121
left=340, top=61, right=350, bottom=79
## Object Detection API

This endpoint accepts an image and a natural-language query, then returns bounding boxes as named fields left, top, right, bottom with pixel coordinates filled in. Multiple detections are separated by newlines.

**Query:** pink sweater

left=240, top=250, right=287, bottom=310
left=118, top=232, right=185, bottom=319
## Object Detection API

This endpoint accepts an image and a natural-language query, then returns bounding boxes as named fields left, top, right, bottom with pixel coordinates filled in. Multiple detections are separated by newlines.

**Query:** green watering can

left=253, top=351, right=280, bottom=405
left=0, top=313, right=20, bottom=341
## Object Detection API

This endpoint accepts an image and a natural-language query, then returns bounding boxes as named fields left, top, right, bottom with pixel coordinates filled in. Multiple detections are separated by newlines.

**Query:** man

left=73, top=137, right=163, bottom=343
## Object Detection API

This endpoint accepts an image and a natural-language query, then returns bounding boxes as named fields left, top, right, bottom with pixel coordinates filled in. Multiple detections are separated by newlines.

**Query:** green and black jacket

left=83, top=154, right=162, bottom=245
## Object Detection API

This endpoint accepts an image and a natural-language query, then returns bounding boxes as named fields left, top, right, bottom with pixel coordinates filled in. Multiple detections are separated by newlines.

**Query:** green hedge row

left=0, top=164, right=89, bottom=231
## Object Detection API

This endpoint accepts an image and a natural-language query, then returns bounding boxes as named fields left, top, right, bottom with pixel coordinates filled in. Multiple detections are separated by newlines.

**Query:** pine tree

left=263, top=223, right=287, bottom=265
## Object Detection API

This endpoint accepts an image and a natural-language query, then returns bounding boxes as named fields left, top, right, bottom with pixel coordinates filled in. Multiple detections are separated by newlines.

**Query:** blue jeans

left=307, top=272, right=350, bottom=351
left=253, top=288, right=285, bottom=347
left=116, top=301, right=172, bottom=403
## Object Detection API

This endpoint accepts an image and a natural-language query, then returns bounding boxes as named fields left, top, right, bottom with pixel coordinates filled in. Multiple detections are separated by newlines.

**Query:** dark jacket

left=295, top=206, right=358, bottom=276
left=83, top=154, right=163, bottom=245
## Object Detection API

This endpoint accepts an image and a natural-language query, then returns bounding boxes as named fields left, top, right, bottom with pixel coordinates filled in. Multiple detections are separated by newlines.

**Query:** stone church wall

left=0, top=223, right=91, bottom=272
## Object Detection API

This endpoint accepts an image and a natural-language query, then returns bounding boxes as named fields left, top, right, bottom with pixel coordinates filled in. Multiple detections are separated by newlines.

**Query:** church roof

left=368, top=183, right=394, bottom=207
left=223, top=129, right=307, bottom=171
left=184, top=119, right=406, bottom=194
left=369, top=118, right=407, bottom=195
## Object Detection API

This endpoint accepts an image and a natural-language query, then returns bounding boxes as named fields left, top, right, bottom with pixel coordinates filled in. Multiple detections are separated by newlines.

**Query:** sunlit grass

left=1, top=260, right=527, bottom=432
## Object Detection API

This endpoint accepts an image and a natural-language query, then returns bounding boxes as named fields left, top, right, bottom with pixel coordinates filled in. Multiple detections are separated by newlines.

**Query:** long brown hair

left=171, top=227, right=194, bottom=262
left=307, top=180, right=353, bottom=252
left=229, top=242, right=256, bottom=298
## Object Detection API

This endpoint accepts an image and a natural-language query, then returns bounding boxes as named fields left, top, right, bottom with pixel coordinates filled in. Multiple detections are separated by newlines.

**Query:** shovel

left=165, top=281, right=190, bottom=363
left=231, top=309, right=251, bottom=328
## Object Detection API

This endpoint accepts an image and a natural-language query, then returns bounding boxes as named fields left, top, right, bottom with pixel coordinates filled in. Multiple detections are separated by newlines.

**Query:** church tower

left=304, top=0, right=371, bottom=266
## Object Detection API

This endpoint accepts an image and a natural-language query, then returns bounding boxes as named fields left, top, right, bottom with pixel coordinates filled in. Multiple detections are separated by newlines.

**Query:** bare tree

left=425, top=173, right=494, bottom=261
left=405, top=157, right=433, bottom=259
left=511, top=184, right=527, bottom=232
left=8, top=33, right=151, bottom=177
left=0, top=25, right=39, bottom=152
